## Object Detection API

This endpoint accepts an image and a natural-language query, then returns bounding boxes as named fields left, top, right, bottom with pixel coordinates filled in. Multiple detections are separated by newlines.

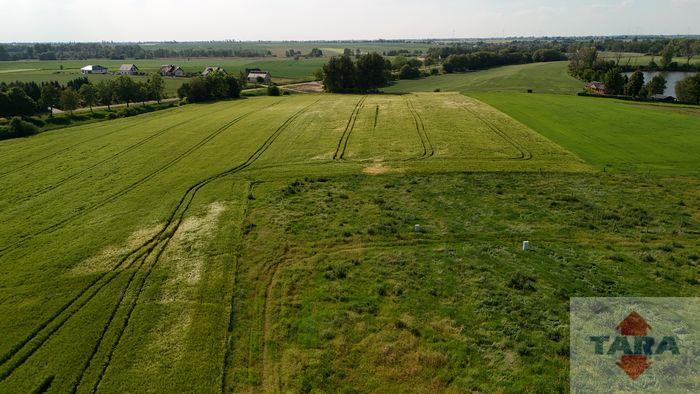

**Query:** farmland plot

left=0, top=93, right=696, bottom=392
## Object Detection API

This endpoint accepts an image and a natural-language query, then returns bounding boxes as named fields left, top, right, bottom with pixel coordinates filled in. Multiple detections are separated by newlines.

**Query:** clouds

left=0, top=0, right=698, bottom=42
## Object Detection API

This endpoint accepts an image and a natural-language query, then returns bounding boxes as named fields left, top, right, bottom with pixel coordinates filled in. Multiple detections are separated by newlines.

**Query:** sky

left=1, top=0, right=699, bottom=42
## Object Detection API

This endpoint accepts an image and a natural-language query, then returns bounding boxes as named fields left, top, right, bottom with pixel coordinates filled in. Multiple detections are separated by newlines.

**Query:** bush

left=675, top=74, right=700, bottom=104
left=430, top=68, right=439, bottom=75
left=267, top=84, right=280, bottom=96
left=0, top=117, right=40, bottom=139
left=107, top=112, right=118, bottom=119
left=399, top=64, right=421, bottom=79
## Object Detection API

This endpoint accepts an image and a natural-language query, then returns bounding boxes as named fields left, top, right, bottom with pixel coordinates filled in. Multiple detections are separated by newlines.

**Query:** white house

left=247, top=71, right=272, bottom=84
left=80, top=65, right=108, bottom=74
left=116, top=64, right=139, bottom=75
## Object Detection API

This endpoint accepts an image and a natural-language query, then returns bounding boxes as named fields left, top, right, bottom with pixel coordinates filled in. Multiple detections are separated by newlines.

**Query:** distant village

left=80, top=64, right=272, bottom=84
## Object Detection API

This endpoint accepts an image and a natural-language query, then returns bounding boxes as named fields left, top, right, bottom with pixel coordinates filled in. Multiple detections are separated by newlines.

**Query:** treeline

left=571, top=38, right=700, bottom=61
left=442, top=49, right=566, bottom=73
left=177, top=71, right=241, bottom=102
left=427, top=40, right=568, bottom=60
left=320, top=53, right=392, bottom=93
left=0, top=74, right=167, bottom=118
left=0, top=43, right=270, bottom=61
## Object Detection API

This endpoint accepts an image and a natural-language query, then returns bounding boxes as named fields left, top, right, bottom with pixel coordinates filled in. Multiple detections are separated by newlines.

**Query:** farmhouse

left=585, top=81, right=607, bottom=95
left=202, top=67, right=226, bottom=76
left=247, top=70, right=272, bottom=84
left=160, top=65, right=185, bottom=77
left=80, top=65, right=108, bottom=74
left=116, top=64, right=139, bottom=75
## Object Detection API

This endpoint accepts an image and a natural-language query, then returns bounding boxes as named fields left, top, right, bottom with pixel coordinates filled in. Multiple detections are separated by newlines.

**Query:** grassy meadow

left=384, top=61, right=583, bottom=95
left=472, top=93, right=700, bottom=175
left=0, top=84, right=698, bottom=392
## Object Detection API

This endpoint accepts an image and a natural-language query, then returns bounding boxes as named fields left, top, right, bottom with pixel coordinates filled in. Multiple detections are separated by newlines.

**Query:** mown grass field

left=0, top=92, right=697, bottom=392
left=384, top=61, right=583, bottom=95
left=472, top=93, right=700, bottom=175
left=0, top=57, right=326, bottom=94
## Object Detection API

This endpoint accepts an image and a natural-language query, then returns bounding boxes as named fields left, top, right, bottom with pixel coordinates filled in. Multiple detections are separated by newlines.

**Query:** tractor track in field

left=460, top=104, right=533, bottom=161
left=0, top=102, right=282, bottom=258
left=89, top=102, right=315, bottom=392
left=13, top=110, right=222, bottom=205
left=373, top=105, right=379, bottom=130
left=220, top=181, right=259, bottom=394
left=0, top=110, right=179, bottom=180
left=333, top=96, right=366, bottom=160
left=404, top=98, right=434, bottom=161
left=70, top=253, right=150, bottom=393
left=0, top=100, right=316, bottom=388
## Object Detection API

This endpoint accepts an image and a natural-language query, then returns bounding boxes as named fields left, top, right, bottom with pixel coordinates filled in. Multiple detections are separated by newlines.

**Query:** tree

left=399, top=64, right=421, bottom=80
left=267, top=84, right=280, bottom=96
left=646, top=75, right=667, bottom=97
left=147, top=73, right=166, bottom=103
left=60, top=88, right=80, bottom=115
left=177, top=83, right=190, bottom=100
left=0, top=91, right=11, bottom=117
left=322, top=55, right=356, bottom=93
left=135, top=81, right=150, bottom=105
left=205, top=71, right=228, bottom=99
left=40, top=83, right=60, bottom=116
left=114, top=75, right=138, bottom=107
left=7, top=88, right=36, bottom=117
left=355, top=53, right=391, bottom=89
left=79, top=83, right=98, bottom=112
left=224, top=74, right=241, bottom=99
left=603, top=68, right=626, bottom=95
left=675, top=74, right=700, bottom=104
left=681, top=40, right=696, bottom=65
left=624, top=70, right=645, bottom=97
left=660, top=43, right=675, bottom=69
left=187, top=77, right=209, bottom=102
left=95, top=80, right=115, bottom=110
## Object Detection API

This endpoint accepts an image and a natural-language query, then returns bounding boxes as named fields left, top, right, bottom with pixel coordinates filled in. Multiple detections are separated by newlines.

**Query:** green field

left=384, top=61, right=583, bottom=95
left=472, top=93, right=700, bottom=175
left=0, top=91, right=698, bottom=392
left=0, top=57, right=327, bottom=95
left=599, top=51, right=700, bottom=66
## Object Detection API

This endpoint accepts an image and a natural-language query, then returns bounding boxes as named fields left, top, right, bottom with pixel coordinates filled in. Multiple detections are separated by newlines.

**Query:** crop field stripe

left=220, top=181, right=258, bottom=394
left=333, top=96, right=365, bottom=160
left=0, top=109, right=180, bottom=179
left=14, top=113, right=215, bottom=204
left=338, top=96, right=367, bottom=160
left=69, top=254, right=150, bottom=393
left=89, top=101, right=317, bottom=391
left=0, top=250, right=151, bottom=383
left=460, top=103, right=532, bottom=161
left=0, top=101, right=281, bottom=257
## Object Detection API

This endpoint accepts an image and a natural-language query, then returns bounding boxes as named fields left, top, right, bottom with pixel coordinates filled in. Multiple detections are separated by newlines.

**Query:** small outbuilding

left=247, top=70, right=272, bottom=84
left=117, top=64, right=139, bottom=75
left=80, top=65, right=108, bottom=74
